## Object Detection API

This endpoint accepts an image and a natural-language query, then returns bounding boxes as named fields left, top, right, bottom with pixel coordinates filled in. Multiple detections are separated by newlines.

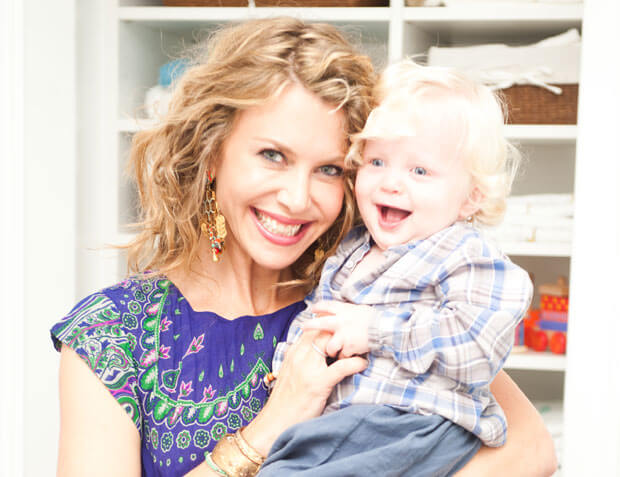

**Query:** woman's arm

left=185, top=330, right=368, bottom=476
left=57, top=345, right=141, bottom=477
left=455, top=370, right=558, bottom=477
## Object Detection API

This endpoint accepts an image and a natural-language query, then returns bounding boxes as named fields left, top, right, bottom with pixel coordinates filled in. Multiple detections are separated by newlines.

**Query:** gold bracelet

left=210, top=433, right=261, bottom=477
left=234, top=427, right=266, bottom=466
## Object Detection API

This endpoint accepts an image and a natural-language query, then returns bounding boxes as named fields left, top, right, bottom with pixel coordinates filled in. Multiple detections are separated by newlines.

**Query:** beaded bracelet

left=204, top=452, right=229, bottom=476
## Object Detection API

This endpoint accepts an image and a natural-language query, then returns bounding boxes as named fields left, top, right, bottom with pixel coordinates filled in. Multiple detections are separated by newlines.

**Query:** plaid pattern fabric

left=273, top=222, right=532, bottom=446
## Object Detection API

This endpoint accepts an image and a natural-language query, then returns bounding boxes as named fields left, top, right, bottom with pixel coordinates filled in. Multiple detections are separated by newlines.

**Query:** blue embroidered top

left=51, top=277, right=303, bottom=476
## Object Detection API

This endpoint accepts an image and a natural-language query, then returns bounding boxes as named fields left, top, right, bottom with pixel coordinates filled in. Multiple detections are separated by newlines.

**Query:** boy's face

left=355, top=116, right=478, bottom=250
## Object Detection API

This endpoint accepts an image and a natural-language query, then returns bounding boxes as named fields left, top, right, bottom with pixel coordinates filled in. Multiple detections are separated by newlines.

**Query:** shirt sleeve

left=51, top=292, right=143, bottom=434
left=271, top=291, right=318, bottom=374
left=367, top=240, right=533, bottom=387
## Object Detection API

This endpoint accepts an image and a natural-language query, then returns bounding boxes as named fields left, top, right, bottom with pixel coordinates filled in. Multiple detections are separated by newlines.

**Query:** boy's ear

left=459, top=186, right=483, bottom=220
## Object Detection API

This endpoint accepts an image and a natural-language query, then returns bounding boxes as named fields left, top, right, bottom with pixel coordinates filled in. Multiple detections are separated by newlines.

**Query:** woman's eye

left=318, top=165, right=343, bottom=177
left=370, top=158, right=384, bottom=167
left=412, top=166, right=427, bottom=176
left=261, top=149, right=285, bottom=164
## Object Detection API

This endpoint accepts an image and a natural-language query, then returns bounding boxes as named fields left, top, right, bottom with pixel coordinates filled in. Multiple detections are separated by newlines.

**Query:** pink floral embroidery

left=200, top=385, right=216, bottom=403
left=216, top=401, right=228, bottom=417
left=160, top=316, right=172, bottom=332
left=140, top=349, right=158, bottom=368
left=146, top=303, right=160, bottom=316
left=179, top=380, right=193, bottom=399
left=159, top=344, right=171, bottom=359
left=183, top=334, right=205, bottom=359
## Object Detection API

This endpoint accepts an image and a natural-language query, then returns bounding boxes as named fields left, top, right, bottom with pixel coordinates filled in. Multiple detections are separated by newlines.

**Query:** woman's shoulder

left=50, top=276, right=172, bottom=351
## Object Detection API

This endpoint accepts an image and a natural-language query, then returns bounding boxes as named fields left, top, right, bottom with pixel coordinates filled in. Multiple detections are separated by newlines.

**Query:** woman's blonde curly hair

left=125, top=17, right=376, bottom=291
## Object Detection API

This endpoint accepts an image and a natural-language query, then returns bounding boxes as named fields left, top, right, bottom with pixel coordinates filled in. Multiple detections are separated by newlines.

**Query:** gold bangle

left=210, top=433, right=261, bottom=477
left=234, top=427, right=266, bottom=466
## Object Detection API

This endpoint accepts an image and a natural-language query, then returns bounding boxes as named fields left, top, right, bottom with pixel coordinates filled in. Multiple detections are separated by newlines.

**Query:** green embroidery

left=177, top=430, right=191, bottom=449
left=173, top=334, right=180, bottom=341
left=273, top=336, right=277, bottom=348
left=240, top=343, right=245, bottom=356
left=151, top=428, right=159, bottom=450
left=199, top=370, right=205, bottom=382
left=162, top=368, right=180, bottom=390
left=228, top=414, right=241, bottom=430
left=230, top=359, right=234, bottom=373
left=194, top=429, right=211, bottom=449
left=211, top=423, right=227, bottom=441
left=253, top=323, right=264, bottom=340
left=161, top=432, right=173, bottom=453
left=218, top=364, right=224, bottom=378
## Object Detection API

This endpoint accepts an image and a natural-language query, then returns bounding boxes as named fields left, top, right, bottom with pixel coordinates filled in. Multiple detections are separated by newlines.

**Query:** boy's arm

left=272, top=297, right=317, bottom=373
left=368, top=243, right=533, bottom=385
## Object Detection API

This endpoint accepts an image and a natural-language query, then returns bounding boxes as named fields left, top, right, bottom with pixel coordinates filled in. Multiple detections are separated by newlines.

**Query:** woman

left=52, top=17, right=556, bottom=477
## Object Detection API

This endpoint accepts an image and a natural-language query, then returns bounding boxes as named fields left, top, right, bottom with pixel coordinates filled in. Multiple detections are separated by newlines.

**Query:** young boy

left=261, top=60, right=533, bottom=477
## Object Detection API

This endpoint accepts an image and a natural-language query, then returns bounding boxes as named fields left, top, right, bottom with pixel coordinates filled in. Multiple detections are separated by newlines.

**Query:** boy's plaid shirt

left=272, top=222, right=533, bottom=447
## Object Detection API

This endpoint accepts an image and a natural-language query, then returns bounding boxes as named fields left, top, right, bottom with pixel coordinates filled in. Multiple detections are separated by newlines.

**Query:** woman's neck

left=167, top=243, right=304, bottom=319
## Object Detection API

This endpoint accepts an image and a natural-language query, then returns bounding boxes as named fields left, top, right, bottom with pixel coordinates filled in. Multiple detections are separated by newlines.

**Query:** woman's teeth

left=256, top=210, right=302, bottom=237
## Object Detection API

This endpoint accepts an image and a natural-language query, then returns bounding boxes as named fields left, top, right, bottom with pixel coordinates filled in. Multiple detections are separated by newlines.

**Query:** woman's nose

left=276, top=172, right=311, bottom=213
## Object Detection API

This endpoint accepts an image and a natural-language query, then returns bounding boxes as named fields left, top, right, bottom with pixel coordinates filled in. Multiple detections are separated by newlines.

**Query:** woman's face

left=214, top=83, right=347, bottom=271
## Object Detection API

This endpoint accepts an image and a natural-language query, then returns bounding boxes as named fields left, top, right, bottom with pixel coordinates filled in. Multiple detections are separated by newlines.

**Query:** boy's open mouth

left=379, top=205, right=411, bottom=224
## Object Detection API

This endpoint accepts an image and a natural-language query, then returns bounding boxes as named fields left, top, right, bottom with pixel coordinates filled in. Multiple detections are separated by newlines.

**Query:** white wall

left=22, top=0, right=77, bottom=475
left=0, top=0, right=25, bottom=475
left=562, top=0, right=620, bottom=475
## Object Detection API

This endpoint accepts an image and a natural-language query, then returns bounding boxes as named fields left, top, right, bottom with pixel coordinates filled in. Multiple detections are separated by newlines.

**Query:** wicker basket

left=500, top=84, right=579, bottom=124
left=163, top=0, right=248, bottom=6
left=255, top=0, right=388, bottom=6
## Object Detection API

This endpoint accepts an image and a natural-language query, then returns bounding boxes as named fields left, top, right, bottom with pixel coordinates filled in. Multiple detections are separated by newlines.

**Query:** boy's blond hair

left=347, top=59, right=521, bottom=226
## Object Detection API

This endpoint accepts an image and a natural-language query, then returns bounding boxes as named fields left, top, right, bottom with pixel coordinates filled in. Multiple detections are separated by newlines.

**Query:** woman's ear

left=459, top=186, right=483, bottom=220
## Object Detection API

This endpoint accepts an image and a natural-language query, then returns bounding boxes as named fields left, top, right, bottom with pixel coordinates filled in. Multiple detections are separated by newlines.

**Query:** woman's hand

left=454, top=370, right=558, bottom=477
left=242, top=329, right=368, bottom=458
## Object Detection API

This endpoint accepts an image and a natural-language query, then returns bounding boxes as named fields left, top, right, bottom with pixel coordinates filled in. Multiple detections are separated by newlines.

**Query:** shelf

left=119, top=6, right=392, bottom=27
left=119, top=118, right=578, bottom=146
left=505, top=350, right=566, bottom=371
left=505, top=124, right=577, bottom=145
left=403, top=4, right=582, bottom=27
left=501, top=241, right=571, bottom=258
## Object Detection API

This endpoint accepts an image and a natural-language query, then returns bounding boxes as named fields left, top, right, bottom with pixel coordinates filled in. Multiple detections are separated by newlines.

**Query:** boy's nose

left=379, top=169, right=405, bottom=194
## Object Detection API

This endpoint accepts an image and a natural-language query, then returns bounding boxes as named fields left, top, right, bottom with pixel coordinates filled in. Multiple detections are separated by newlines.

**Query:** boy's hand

left=302, top=301, right=373, bottom=358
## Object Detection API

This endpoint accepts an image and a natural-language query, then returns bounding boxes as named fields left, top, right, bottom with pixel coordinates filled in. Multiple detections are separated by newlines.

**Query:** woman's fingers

left=324, top=356, right=368, bottom=388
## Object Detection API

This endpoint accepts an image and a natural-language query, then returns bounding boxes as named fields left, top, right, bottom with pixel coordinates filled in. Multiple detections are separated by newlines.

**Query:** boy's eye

left=412, top=166, right=427, bottom=176
left=370, top=158, right=384, bottom=167
left=261, top=149, right=285, bottom=164
left=317, top=165, right=344, bottom=177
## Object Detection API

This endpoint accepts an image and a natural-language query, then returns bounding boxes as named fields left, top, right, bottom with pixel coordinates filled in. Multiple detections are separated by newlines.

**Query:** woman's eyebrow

left=254, top=137, right=345, bottom=163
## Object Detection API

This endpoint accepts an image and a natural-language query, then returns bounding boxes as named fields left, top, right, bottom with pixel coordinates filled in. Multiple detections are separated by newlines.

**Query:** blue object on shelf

left=159, top=59, right=189, bottom=87
left=538, top=320, right=568, bottom=332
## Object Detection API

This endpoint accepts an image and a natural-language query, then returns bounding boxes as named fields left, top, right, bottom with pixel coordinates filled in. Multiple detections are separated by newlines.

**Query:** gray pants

left=259, top=405, right=481, bottom=477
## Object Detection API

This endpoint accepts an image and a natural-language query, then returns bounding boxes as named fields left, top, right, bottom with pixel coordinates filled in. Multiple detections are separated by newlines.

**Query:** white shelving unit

left=79, top=1, right=585, bottom=473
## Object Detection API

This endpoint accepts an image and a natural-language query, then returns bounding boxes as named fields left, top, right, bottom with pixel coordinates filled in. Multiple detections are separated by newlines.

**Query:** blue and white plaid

left=273, top=222, right=532, bottom=447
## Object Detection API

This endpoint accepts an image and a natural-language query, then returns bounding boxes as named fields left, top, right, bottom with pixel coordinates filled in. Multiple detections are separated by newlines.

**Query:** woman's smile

left=252, top=208, right=310, bottom=244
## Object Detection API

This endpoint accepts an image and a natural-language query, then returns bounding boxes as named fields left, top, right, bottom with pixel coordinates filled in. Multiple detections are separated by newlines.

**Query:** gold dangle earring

left=200, top=172, right=227, bottom=262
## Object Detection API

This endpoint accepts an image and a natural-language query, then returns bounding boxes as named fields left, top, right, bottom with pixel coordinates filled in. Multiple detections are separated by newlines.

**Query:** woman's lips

left=252, top=208, right=310, bottom=246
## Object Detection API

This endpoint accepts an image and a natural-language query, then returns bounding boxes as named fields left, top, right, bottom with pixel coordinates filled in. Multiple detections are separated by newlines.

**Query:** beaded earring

left=200, top=172, right=227, bottom=262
